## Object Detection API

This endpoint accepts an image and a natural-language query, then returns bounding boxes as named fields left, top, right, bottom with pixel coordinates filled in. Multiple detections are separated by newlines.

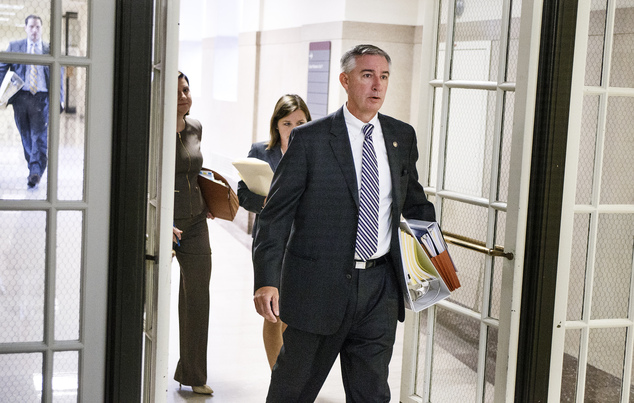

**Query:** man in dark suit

left=0, top=14, right=64, bottom=188
left=253, top=44, right=436, bottom=402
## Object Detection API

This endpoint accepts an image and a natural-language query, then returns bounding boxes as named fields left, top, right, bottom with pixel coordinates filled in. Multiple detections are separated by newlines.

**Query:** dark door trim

left=105, top=0, right=154, bottom=401
left=515, top=0, right=578, bottom=401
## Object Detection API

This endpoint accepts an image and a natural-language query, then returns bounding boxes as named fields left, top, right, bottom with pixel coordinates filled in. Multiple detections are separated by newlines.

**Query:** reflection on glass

left=58, top=66, right=86, bottom=200
left=0, top=211, right=46, bottom=343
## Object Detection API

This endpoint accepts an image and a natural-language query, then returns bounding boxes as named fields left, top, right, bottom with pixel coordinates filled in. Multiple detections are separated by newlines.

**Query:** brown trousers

left=173, top=213, right=212, bottom=386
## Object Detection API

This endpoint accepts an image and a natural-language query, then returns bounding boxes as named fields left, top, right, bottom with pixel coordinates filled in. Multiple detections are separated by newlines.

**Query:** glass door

left=401, top=0, right=530, bottom=401
left=550, top=1, right=634, bottom=401
left=0, top=0, right=115, bottom=401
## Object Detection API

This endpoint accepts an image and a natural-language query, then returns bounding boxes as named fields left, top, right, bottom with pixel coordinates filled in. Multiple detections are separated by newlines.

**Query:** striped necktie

left=29, top=43, right=37, bottom=95
left=355, top=123, right=379, bottom=261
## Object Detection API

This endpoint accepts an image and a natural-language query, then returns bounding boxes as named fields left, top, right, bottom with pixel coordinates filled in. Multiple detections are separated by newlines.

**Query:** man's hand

left=254, top=286, right=279, bottom=323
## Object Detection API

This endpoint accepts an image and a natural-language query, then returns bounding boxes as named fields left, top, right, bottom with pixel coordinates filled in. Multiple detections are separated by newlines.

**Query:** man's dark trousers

left=266, top=258, right=399, bottom=403
left=12, top=90, right=48, bottom=178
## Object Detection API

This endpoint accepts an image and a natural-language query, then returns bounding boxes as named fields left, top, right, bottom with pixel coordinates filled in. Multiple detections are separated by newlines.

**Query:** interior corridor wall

left=178, top=0, right=428, bottom=233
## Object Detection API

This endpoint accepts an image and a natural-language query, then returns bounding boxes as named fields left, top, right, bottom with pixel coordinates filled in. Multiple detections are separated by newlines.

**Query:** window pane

left=585, top=328, right=627, bottom=402
left=62, top=1, right=88, bottom=57
left=430, top=309, right=480, bottom=401
left=0, top=210, right=46, bottom=342
left=585, top=0, right=608, bottom=87
left=58, top=66, right=86, bottom=200
left=484, top=326, right=497, bottom=401
left=591, top=214, right=634, bottom=320
left=0, top=353, right=43, bottom=402
left=414, top=309, right=429, bottom=396
left=561, top=329, right=581, bottom=401
left=505, top=0, right=522, bottom=82
left=444, top=89, right=492, bottom=197
left=576, top=95, right=600, bottom=205
left=0, top=62, right=54, bottom=199
left=0, top=4, right=51, bottom=52
left=567, top=213, right=591, bottom=321
left=55, top=211, right=82, bottom=341
left=53, top=351, right=78, bottom=402
left=451, top=0, right=503, bottom=81
left=435, top=0, right=448, bottom=80
left=609, top=1, right=634, bottom=88
left=428, top=87, right=442, bottom=188
left=497, top=91, right=514, bottom=203
left=600, top=96, right=634, bottom=204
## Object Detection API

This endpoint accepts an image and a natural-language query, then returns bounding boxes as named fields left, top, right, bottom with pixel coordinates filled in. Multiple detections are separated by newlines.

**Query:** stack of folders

left=406, top=219, right=461, bottom=291
left=398, top=220, right=451, bottom=312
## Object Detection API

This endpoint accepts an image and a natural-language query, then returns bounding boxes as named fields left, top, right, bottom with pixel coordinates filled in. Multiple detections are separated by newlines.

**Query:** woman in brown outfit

left=172, top=71, right=214, bottom=395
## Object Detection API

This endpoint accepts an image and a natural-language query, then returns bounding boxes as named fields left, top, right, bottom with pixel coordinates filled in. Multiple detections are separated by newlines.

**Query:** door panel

left=552, top=2, right=634, bottom=401
left=402, top=0, right=523, bottom=401
left=0, top=1, right=115, bottom=401
left=141, top=0, right=180, bottom=401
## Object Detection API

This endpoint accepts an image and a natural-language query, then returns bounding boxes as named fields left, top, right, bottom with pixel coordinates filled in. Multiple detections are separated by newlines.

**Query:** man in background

left=0, top=14, right=64, bottom=188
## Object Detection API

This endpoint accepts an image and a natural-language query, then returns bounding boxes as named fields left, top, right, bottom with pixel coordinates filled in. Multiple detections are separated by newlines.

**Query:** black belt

left=354, top=254, right=390, bottom=269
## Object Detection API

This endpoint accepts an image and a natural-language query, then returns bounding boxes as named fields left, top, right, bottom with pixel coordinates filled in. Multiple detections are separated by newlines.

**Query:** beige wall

left=197, top=21, right=424, bottom=183
left=181, top=0, right=427, bottom=234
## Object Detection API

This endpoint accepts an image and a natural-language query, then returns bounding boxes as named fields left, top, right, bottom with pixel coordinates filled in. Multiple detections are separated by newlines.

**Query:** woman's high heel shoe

left=191, top=384, right=213, bottom=395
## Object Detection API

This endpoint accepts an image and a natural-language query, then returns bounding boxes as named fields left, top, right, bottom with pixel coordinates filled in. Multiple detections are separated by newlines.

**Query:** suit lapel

left=329, top=108, right=359, bottom=206
left=380, top=114, right=403, bottom=212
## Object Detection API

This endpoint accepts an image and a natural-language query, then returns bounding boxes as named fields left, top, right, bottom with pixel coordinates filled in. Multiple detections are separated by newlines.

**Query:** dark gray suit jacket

left=253, top=107, right=435, bottom=335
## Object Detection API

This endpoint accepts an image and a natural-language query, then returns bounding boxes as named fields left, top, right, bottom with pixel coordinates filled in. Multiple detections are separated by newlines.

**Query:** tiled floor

left=165, top=220, right=404, bottom=402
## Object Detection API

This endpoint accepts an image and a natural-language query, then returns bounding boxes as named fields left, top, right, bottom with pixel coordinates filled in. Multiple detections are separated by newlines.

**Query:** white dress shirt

left=343, top=104, right=393, bottom=259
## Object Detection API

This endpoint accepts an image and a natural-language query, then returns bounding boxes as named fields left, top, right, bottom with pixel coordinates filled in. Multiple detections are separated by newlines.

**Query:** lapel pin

left=393, top=141, right=398, bottom=147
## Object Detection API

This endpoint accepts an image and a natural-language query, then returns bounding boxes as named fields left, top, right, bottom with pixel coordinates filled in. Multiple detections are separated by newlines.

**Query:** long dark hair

left=267, top=94, right=312, bottom=149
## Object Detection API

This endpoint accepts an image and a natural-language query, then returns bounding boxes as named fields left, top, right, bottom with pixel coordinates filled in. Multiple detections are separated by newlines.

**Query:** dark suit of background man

left=253, top=44, right=436, bottom=402
left=0, top=14, right=64, bottom=188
